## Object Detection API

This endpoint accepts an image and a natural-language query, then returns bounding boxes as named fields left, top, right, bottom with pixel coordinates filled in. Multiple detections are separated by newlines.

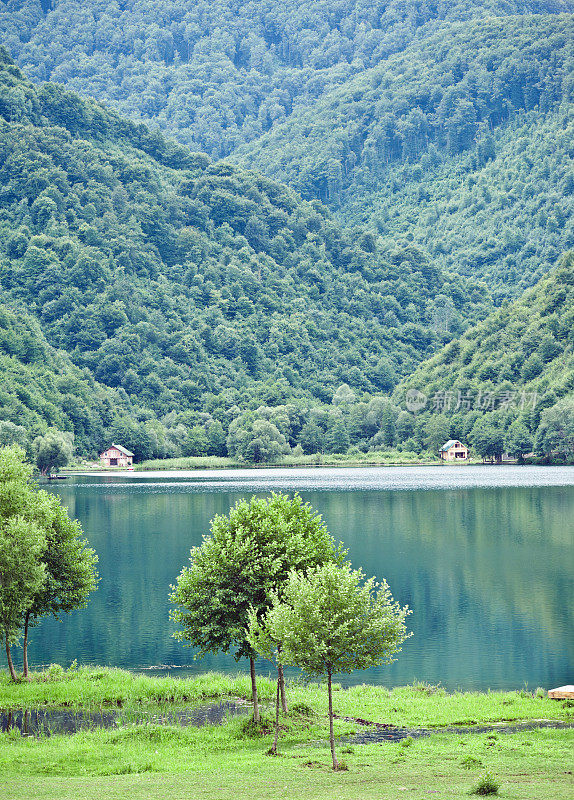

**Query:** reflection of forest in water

left=24, top=479, right=574, bottom=690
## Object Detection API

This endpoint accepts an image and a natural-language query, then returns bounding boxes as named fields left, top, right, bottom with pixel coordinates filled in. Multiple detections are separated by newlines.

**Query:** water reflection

left=21, top=469, right=574, bottom=690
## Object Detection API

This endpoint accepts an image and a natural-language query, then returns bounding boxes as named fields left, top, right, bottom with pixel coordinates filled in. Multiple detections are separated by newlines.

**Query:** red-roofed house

left=100, top=444, right=134, bottom=468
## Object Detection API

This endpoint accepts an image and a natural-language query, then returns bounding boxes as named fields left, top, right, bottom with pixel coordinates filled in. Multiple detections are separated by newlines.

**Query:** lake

left=23, top=466, right=574, bottom=691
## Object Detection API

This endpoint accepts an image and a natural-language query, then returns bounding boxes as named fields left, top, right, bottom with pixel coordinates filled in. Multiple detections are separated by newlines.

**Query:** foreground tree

left=170, top=493, right=344, bottom=720
left=0, top=517, right=46, bottom=681
left=22, top=494, right=98, bottom=677
left=249, top=563, right=411, bottom=769
left=0, top=446, right=98, bottom=679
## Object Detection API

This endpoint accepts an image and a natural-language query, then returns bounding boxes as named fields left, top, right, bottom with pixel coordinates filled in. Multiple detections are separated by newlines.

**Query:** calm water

left=21, top=466, right=574, bottom=691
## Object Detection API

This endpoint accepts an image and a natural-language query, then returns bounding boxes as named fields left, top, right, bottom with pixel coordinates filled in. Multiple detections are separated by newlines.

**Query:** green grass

left=1, top=668, right=572, bottom=799
left=0, top=726, right=571, bottom=799
left=1, top=668, right=571, bottom=726
left=135, top=451, right=441, bottom=471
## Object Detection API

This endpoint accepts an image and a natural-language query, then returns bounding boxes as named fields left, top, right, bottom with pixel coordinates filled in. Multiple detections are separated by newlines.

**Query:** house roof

left=440, top=440, right=467, bottom=451
left=102, top=444, right=134, bottom=457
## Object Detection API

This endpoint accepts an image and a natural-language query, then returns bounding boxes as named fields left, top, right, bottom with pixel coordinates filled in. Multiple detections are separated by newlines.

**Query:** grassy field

left=0, top=668, right=572, bottom=799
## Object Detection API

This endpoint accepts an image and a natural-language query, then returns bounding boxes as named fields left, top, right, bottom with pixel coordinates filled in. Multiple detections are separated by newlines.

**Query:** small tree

left=170, top=494, right=344, bottom=721
left=0, top=446, right=98, bottom=679
left=33, top=430, right=74, bottom=475
left=249, top=563, right=411, bottom=769
left=22, top=493, right=98, bottom=677
left=0, top=516, right=46, bottom=681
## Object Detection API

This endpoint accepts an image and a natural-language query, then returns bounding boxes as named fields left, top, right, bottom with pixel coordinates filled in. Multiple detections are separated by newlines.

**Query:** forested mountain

left=395, top=252, right=574, bottom=459
left=0, top=51, right=492, bottom=457
left=2, top=2, right=572, bottom=302
left=235, top=14, right=574, bottom=298
left=339, top=106, right=574, bottom=302
left=0, top=303, right=130, bottom=452
left=3, top=0, right=570, bottom=160
left=0, top=2, right=572, bottom=461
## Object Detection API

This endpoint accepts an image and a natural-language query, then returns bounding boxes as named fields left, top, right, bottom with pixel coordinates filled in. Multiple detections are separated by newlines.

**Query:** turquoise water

left=23, top=466, right=574, bottom=690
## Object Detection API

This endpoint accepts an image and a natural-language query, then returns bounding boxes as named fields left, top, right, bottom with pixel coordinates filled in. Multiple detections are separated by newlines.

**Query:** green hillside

left=340, top=106, right=574, bottom=302
left=3, top=0, right=570, bottom=159
left=0, top=50, right=492, bottom=458
left=394, top=252, right=574, bottom=459
left=0, top=303, right=130, bottom=453
left=234, top=14, right=574, bottom=298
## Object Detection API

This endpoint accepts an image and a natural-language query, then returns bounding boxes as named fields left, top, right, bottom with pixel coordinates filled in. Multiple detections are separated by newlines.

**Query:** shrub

left=471, top=771, right=500, bottom=795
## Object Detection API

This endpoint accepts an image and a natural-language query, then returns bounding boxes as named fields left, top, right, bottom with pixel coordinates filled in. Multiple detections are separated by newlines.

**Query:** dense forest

left=0, top=50, right=494, bottom=459
left=2, top=3, right=571, bottom=303
left=0, top=0, right=572, bottom=462
left=0, top=303, right=130, bottom=453
left=236, top=15, right=574, bottom=298
left=396, top=252, right=574, bottom=460
left=4, top=1, right=571, bottom=159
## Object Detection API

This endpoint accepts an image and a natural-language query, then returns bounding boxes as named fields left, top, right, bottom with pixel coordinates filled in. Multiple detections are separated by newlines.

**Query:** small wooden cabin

left=439, top=440, right=469, bottom=461
left=100, top=444, right=134, bottom=468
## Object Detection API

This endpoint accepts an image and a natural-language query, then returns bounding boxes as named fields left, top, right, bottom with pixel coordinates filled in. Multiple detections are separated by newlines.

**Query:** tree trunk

left=270, top=675, right=280, bottom=755
left=5, top=632, right=17, bottom=682
left=249, top=656, right=260, bottom=723
left=327, top=667, right=339, bottom=770
left=22, top=610, right=30, bottom=680
left=278, top=659, right=288, bottom=713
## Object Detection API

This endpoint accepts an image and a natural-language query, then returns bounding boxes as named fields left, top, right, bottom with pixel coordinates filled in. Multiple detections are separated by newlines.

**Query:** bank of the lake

left=1, top=668, right=572, bottom=800
left=136, top=451, right=440, bottom=470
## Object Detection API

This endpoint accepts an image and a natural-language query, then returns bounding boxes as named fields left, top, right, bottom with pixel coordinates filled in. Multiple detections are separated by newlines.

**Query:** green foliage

left=397, top=253, right=574, bottom=459
left=253, top=562, right=411, bottom=678
left=32, top=430, right=74, bottom=475
left=471, top=771, right=500, bottom=795
left=249, top=561, right=410, bottom=768
left=0, top=55, right=495, bottom=458
left=0, top=446, right=98, bottom=679
left=0, top=305, right=131, bottom=456
left=235, top=14, right=574, bottom=300
left=535, top=396, right=574, bottom=457
left=0, top=516, right=46, bottom=645
left=3, top=2, right=571, bottom=164
left=171, top=494, right=343, bottom=662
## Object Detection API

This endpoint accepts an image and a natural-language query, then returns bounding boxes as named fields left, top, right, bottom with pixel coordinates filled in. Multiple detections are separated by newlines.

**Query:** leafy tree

left=332, top=384, right=356, bottom=405
left=0, top=516, right=45, bottom=681
left=170, top=494, right=344, bottom=720
left=299, top=421, right=323, bottom=455
left=248, top=562, right=410, bottom=769
left=534, top=397, right=574, bottom=457
left=470, top=418, right=505, bottom=460
left=505, top=419, right=533, bottom=458
left=227, top=417, right=290, bottom=463
left=32, top=430, right=74, bottom=475
left=0, top=422, right=27, bottom=449
left=423, top=415, right=451, bottom=454
left=0, top=446, right=98, bottom=679
left=22, top=493, right=98, bottom=677
left=182, top=425, right=208, bottom=457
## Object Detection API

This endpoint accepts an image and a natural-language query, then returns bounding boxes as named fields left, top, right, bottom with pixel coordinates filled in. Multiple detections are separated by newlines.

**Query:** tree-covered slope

left=0, top=51, right=492, bottom=455
left=1, top=0, right=571, bottom=160
left=234, top=14, right=574, bottom=298
left=0, top=303, right=130, bottom=453
left=340, top=106, right=574, bottom=302
left=394, top=252, right=574, bottom=457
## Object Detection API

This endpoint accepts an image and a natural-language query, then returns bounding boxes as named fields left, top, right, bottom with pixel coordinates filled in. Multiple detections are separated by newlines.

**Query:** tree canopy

left=248, top=561, right=411, bottom=768
left=170, top=493, right=344, bottom=718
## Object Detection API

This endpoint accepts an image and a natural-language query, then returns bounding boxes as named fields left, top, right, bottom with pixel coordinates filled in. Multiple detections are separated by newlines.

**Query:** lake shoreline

left=62, top=456, right=572, bottom=474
